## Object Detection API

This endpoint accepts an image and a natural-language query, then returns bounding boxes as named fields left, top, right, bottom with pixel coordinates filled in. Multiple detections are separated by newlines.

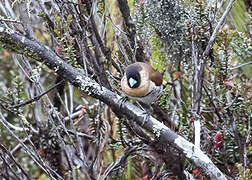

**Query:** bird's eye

left=128, top=78, right=137, bottom=88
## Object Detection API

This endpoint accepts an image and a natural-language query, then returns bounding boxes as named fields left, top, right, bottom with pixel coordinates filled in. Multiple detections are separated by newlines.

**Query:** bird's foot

left=141, top=108, right=151, bottom=126
left=118, top=96, right=129, bottom=109
left=141, top=112, right=150, bottom=126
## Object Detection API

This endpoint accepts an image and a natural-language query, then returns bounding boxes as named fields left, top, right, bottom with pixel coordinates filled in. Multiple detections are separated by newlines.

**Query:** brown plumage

left=121, top=62, right=163, bottom=104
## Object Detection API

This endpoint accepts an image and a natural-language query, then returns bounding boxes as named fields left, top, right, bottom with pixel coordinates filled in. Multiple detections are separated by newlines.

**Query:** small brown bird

left=121, top=62, right=163, bottom=105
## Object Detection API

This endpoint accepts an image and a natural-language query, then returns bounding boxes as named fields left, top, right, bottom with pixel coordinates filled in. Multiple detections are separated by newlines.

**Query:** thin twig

left=230, top=61, right=252, bottom=70
left=203, top=86, right=223, bottom=122
left=102, top=146, right=141, bottom=179
left=0, top=110, right=61, bottom=180
left=0, top=18, right=23, bottom=24
left=196, top=0, right=236, bottom=113
left=203, top=0, right=236, bottom=57
left=117, top=0, right=146, bottom=62
left=12, top=80, right=64, bottom=108
left=0, top=144, right=31, bottom=180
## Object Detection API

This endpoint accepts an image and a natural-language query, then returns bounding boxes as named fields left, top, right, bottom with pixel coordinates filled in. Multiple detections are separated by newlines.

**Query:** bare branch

left=11, top=80, right=64, bottom=108
left=0, top=143, right=31, bottom=180
left=203, top=0, right=236, bottom=57
left=196, top=0, right=236, bottom=113
left=117, top=0, right=146, bottom=62
left=103, top=146, right=141, bottom=179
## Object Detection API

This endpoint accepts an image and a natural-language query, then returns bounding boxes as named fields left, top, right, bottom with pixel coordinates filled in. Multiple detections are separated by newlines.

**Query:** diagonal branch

left=117, top=0, right=146, bottom=62
left=0, top=25, right=228, bottom=180
left=192, top=0, right=236, bottom=152
left=0, top=143, right=31, bottom=180
left=196, top=0, right=236, bottom=113
left=11, top=80, right=64, bottom=109
left=203, top=0, right=236, bottom=57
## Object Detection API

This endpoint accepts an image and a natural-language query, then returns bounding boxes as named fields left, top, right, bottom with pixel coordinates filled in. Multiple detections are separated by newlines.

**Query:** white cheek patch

left=128, top=78, right=137, bottom=87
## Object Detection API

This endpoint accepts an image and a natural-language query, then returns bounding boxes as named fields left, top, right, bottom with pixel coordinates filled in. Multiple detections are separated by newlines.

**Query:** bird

left=120, top=62, right=163, bottom=123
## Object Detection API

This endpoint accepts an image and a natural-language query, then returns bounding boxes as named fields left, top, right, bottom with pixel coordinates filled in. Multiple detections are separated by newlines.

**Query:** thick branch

left=0, top=25, right=227, bottom=180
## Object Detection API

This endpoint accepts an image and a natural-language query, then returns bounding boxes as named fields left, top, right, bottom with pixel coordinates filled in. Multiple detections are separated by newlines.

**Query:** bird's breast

left=122, top=79, right=163, bottom=104
left=121, top=74, right=150, bottom=97
left=129, top=82, right=163, bottom=104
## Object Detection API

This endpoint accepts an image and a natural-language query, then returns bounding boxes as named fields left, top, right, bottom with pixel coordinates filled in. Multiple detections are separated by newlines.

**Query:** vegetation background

left=0, top=0, right=251, bottom=179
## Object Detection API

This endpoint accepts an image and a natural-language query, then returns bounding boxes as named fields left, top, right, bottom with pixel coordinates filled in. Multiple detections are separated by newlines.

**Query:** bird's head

left=126, top=65, right=141, bottom=88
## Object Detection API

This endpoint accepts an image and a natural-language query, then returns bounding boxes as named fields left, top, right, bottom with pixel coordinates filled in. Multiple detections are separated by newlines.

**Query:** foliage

left=0, top=0, right=251, bottom=179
